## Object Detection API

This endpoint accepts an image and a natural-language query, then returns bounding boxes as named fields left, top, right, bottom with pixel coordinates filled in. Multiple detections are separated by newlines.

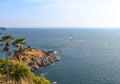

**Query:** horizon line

left=2, top=27, right=120, bottom=29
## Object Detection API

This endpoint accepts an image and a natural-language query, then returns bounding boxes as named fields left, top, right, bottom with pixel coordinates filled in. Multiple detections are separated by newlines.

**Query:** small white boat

left=52, top=82, right=57, bottom=84
left=69, top=37, right=73, bottom=40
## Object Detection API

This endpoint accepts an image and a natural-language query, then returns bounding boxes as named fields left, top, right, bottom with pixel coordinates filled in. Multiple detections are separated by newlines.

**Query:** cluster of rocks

left=28, top=51, right=60, bottom=72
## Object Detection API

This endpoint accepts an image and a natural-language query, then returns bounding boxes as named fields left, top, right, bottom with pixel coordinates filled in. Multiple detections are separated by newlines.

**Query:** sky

left=0, top=0, right=120, bottom=28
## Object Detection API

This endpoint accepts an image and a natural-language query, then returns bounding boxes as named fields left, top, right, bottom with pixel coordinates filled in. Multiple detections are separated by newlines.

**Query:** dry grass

left=9, top=48, right=45, bottom=64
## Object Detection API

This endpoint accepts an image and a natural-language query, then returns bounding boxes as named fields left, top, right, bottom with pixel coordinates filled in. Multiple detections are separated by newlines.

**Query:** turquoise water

left=2, top=28, right=120, bottom=84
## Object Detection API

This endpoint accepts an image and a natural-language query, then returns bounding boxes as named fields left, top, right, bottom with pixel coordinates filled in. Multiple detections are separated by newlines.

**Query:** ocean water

left=2, top=28, right=120, bottom=84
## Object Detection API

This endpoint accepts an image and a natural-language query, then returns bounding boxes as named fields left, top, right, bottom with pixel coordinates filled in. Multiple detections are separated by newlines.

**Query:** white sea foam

left=40, top=73, right=45, bottom=76
left=54, top=51, right=57, bottom=54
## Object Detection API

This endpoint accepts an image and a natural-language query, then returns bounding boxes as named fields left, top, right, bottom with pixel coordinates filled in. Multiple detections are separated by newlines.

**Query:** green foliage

left=12, top=38, right=26, bottom=48
left=0, top=59, right=51, bottom=84
left=0, top=58, right=6, bottom=64
left=9, top=62, right=32, bottom=83
left=1, top=35, right=13, bottom=42
left=10, top=63, right=51, bottom=84
left=1, top=35, right=13, bottom=52
left=12, top=38, right=27, bottom=60
left=0, top=59, right=7, bottom=74
left=0, top=59, right=13, bottom=74
left=0, top=34, right=51, bottom=84
left=33, top=76, right=51, bottom=84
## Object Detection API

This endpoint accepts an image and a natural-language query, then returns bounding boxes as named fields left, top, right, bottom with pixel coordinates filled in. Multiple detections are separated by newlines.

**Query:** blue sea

left=1, top=28, right=120, bottom=84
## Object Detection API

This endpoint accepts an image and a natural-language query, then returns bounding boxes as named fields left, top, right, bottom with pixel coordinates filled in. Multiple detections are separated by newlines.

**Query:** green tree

left=12, top=38, right=26, bottom=60
left=12, top=38, right=26, bottom=52
left=1, top=35, right=13, bottom=84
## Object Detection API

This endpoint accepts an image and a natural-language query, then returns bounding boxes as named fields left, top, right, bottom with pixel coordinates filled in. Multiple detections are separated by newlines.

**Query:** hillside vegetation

left=0, top=34, right=52, bottom=84
left=0, top=59, right=51, bottom=84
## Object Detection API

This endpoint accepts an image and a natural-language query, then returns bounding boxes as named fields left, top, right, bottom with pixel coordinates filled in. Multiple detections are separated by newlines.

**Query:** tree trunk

left=6, top=52, right=9, bottom=84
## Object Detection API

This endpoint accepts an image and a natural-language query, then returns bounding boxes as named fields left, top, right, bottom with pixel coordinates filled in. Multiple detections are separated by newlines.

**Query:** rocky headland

left=0, top=34, right=58, bottom=84
left=9, top=48, right=60, bottom=72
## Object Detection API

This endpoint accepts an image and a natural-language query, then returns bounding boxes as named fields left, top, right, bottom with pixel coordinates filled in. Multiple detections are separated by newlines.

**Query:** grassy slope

left=9, top=48, right=45, bottom=64
left=0, top=48, right=51, bottom=84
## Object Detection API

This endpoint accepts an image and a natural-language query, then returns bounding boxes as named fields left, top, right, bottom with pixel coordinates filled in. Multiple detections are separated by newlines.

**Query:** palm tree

left=1, top=35, right=13, bottom=84
left=12, top=38, right=26, bottom=52
left=12, top=38, right=26, bottom=60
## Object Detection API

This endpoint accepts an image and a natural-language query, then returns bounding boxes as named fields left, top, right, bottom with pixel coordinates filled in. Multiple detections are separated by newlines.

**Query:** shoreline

left=8, top=48, right=60, bottom=72
left=29, top=50, right=60, bottom=72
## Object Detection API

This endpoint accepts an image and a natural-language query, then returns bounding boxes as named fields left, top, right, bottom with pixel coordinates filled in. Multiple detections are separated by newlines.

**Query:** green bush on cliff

left=0, top=59, right=51, bottom=84
left=0, top=58, right=13, bottom=74
left=33, top=76, right=51, bottom=84
left=10, top=62, right=32, bottom=83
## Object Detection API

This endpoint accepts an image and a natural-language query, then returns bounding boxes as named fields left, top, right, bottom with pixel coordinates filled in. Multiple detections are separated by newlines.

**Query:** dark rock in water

left=46, top=51, right=54, bottom=55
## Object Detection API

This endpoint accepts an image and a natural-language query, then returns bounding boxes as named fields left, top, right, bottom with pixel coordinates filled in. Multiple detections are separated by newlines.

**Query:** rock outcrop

left=9, top=48, right=60, bottom=72
left=28, top=50, right=60, bottom=72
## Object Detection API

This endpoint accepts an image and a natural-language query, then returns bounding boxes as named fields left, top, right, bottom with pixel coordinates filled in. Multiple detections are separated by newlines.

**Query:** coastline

left=9, top=48, right=60, bottom=72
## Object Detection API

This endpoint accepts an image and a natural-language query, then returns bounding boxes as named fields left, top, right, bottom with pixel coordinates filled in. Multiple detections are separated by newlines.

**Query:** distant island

left=0, top=27, right=6, bottom=31
left=0, top=30, right=60, bottom=84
